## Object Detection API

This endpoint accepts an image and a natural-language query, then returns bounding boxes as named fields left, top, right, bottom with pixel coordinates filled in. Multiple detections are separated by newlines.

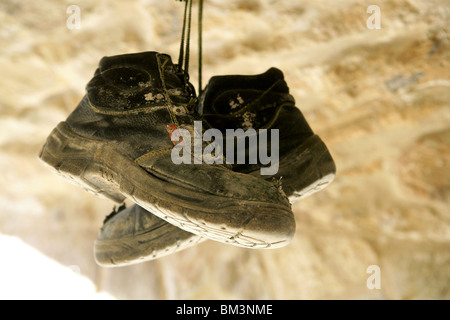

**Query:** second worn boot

left=198, top=67, right=336, bottom=201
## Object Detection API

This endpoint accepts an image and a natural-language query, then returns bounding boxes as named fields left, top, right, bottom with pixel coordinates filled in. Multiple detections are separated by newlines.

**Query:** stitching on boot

left=157, top=53, right=179, bottom=128
left=134, top=148, right=174, bottom=164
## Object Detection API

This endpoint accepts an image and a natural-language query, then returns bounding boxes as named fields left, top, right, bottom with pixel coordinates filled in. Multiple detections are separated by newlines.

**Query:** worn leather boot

left=199, top=67, right=336, bottom=201
left=39, top=52, right=294, bottom=251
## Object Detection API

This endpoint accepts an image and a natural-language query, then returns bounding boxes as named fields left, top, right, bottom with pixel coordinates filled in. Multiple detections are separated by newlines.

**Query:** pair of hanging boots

left=39, top=51, right=335, bottom=266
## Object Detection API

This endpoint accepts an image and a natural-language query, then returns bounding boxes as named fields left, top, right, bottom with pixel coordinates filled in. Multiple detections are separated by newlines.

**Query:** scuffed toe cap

left=137, top=151, right=291, bottom=207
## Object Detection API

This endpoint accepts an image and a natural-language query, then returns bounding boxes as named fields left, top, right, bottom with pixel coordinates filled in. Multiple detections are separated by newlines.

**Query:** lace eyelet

left=173, top=106, right=187, bottom=115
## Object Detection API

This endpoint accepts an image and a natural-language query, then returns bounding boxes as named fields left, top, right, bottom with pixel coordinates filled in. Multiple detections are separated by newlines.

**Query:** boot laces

left=176, top=0, right=204, bottom=101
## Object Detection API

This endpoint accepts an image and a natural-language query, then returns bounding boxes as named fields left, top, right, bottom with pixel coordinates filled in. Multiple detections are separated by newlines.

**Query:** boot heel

left=277, top=134, right=336, bottom=202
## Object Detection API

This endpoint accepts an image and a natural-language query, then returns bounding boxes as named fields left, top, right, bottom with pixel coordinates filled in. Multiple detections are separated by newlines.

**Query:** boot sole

left=94, top=223, right=207, bottom=267
left=39, top=122, right=295, bottom=249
